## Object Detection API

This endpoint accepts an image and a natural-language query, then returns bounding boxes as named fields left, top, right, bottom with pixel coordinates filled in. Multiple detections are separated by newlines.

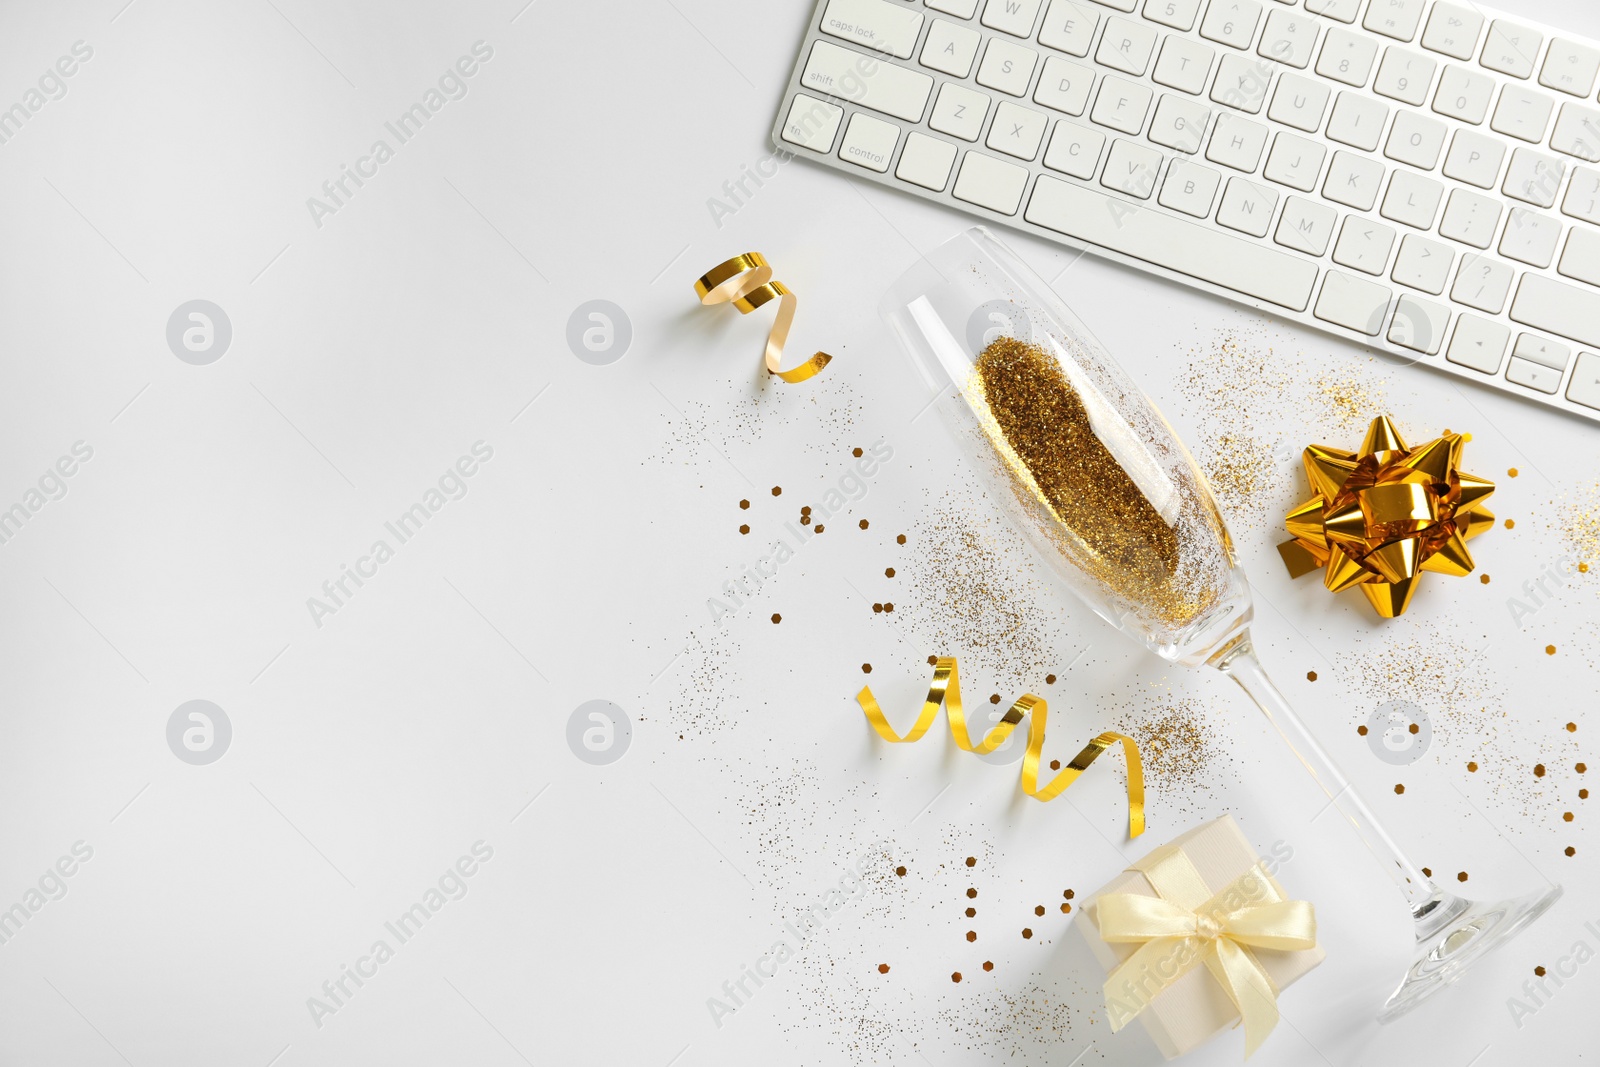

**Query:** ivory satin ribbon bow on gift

left=1098, top=844, right=1318, bottom=1059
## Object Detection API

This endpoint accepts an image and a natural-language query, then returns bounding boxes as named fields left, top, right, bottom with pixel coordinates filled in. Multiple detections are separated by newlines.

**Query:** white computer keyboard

left=772, top=0, right=1600, bottom=424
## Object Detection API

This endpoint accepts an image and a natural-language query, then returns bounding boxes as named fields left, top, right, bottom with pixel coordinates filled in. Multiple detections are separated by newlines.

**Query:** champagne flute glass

left=880, top=226, right=1561, bottom=1020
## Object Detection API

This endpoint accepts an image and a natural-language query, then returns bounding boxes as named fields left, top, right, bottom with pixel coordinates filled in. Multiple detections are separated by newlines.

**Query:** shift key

left=1509, top=273, right=1600, bottom=348
left=803, top=41, right=933, bottom=122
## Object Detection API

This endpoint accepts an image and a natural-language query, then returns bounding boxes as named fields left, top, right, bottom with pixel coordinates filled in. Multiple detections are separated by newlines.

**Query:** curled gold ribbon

left=856, top=657, right=1145, bottom=838
left=1099, top=844, right=1318, bottom=1059
left=694, top=252, right=832, bottom=383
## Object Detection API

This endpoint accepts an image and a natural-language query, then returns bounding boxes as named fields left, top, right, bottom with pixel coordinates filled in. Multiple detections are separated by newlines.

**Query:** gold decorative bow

left=1098, top=845, right=1316, bottom=1059
left=857, top=656, right=1145, bottom=838
left=694, top=252, right=832, bottom=383
left=1277, top=414, right=1494, bottom=618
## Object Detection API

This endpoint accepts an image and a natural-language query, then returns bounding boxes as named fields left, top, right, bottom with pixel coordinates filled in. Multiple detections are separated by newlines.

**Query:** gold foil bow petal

left=1277, top=415, right=1494, bottom=618
left=694, top=252, right=832, bottom=383
left=856, top=656, right=1145, bottom=838
left=1099, top=845, right=1317, bottom=1059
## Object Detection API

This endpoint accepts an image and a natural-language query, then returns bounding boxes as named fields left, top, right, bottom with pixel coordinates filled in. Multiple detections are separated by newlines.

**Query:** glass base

left=1378, top=883, right=1564, bottom=1022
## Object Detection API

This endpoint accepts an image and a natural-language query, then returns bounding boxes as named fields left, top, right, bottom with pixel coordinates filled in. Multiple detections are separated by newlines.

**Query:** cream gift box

left=1080, top=815, right=1325, bottom=1060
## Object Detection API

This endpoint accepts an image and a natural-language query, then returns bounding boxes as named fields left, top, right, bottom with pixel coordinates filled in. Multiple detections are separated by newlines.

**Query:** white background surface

left=0, top=1, right=1595, bottom=1065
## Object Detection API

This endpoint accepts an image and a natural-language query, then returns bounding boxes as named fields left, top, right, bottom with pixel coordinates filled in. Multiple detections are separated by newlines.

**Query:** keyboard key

left=1315, top=271, right=1393, bottom=334
left=1267, top=73, right=1331, bottom=132
left=1148, top=95, right=1210, bottom=153
left=1152, top=35, right=1216, bottom=93
left=1038, top=0, right=1100, bottom=56
left=930, top=82, right=991, bottom=140
left=1385, top=112, right=1447, bottom=170
left=1097, top=18, right=1159, bottom=75
left=1143, top=0, right=1203, bottom=32
left=1217, top=177, right=1278, bottom=235
left=1101, top=137, right=1165, bottom=197
left=1333, top=216, right=1397, bottom=273
left=1211, top=54, right=1271, bottom=113
left=1442, top=131, right=1506, bottom=188
left=1491, top=85, right=1554, bottom=143
left=1275, top=196, right=1338, bottom=255
left=1034, top=56, right=1096, bottom=115
left=780, top=94, right=845, bottom=152
left=1420, top=3, right=1483, bottom=61
left=982, top=0, right=1046, bottom=36
left=987, top=100, right=1051, bottom=159
left=1088, top=0, right=1138, bottom=10
left=953, top=150, right=1031, bottom=213
left=921, top=19, right=983, bottom=76
left=1025, top=175, right=1321, bottom=309
left=1305, top=0, right=1360, bottom=22
left=1513, top=334, right=1571, bottom=370
left=1439, top=189, right=1502, bottom=247
left=1381, top=170, right=1444, bottom=228
left=1207, top=112, right=1269, bottom=170
left=1566, top=351, right=1600, bottom=409
left=1481, top=21, right=1541, bottom=79
left=1091, top=75, right=1153, bottom=132
left=1558, top=226, right=1600, bottom=286
left=1503, top=148, right=1564, bottom=208
left=822, top=0, right=925, bottom=58
left=1551, top=104, right=1600, bottom=162
left=804, top=41, right=934, bottom=122
left=1452, top=254, right=1515, bottom=313
left=1506, top=357, right=1564, bottom=393
left=1374, top=48, right=1435, bottom=105
left=1317, top=29, right=1379, bottom=86
left=1327, top=92, right=1388, bottom=150
left=1199, top=0, right=1262, bottom=50
left=1362, top=0, right=1424, bottom=42
left=1562, top=169, right=1600, bottom=224
left=927, top=0, right=980, bottom=15
left=977, top=38, right=1040, bottom=95
left=1498, top=208, right=1562, bottom=268
left=1541, top=39, right=1600, bottom=97
left=1258, top=9, right=1319, bottom=68
left=1391, top=233, right=1454, bottom=292
left=1324, top=150, right=1386, bottom=210
left=840, top=113, right=901, bottom=171
left=1388, top=294, right=1450, bottom=353
left=1158, top=157, right=1222, bottom=215
left=1264, top=132, right=1326, bottom=190
left=1447, top=314, right=1510, bottom=372
left=1158, top=156, right=1216, bottom=217
left=1432, top=65, right=1495, bottom=124
left=1042, top=119, right=1107, bottom=176
left=897, top=132, right=960, bottom=189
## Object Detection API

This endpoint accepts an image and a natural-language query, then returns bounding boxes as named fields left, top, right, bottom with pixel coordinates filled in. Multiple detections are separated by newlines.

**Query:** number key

left=1199, top=0, right=1262, bottom=50
left=1142, top=0, right=1202, bottom=32
left=1257, top=9, right=1318, bottom=68
left=1374, top=48, right=1436, bottom=105
left=1317, top=28, right=1378, bottom=87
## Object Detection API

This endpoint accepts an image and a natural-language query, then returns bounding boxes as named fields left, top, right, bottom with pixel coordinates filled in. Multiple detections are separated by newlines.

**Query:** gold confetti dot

left=878, top=963, right=890, bottom=974
left=1546, top=645, right=1557, bottom=655
left=988, top=693, right=1001, bottom=705
left=1578, top=762, right=1588, bottom=773
left=896, top=534, right=907, bottom=544
left=1021, top=928, right=1033, bottom=939
left=1063, top=889, right=1075, bottom=899
left=1580, top=562, right=1590, bottom=573
left=853, top=448, right=864, bottom=458
left=771, top=486, right=782, bottom=496
left=739, top=499, right=750, bottom=510
left=1395, top=784, right=1405, bottom=794
left=883, top=602, right=894, bottom=612
left=813, top=524, right=824, bottom=534
left=739, top=524, right=750, bottom=535
left=927, top=655, right=938, bottom=666
left=1582, top=789, right=1590, bottom=799
left=1307, top=670, right=1318, bottom=681
left=1479, top=574, right=1491, bottom=584
left=1535, top=965, right=1546, bottom=976
left=966, top=930, right=977, bottom=942
left=965, top=856, right=977, bottom=867
left=1568, top=722, right=1578, bottom=732
left=1508, top=468, right=1519, bottom=477
left=862, top=663, right=872, bottom=674
left=1535, top=764, right=1546, bottom=777
left=1034, top=905, right=1046, bottom=916
left=966, top=907, right=976, bottom=918
left=895, top=866, right=907, bottom=877
left=967, top=888, right=978, bottom=899
left=1049, top=759, right=1061, bottom=771
left=1357, top=725, right=1368, bottom=736
left=859, top=519, right=870, bottom=530
left=1505, top=518, right=1516, bottom=529
left=873, top=603, right=883, bottom=613
left=951, top=971, right=962, bottom=983
left=982, top=961, right=994, bottom=972
left=1563, top=812, right=1574, bottom=822
left=1458, top=871, right=1469, bottom=882
left=1045, top=673, right=1056, bottom=684
left=1061, top=902, right=1071, bottom=913
left=1422, top=867, right=1432, bottom=877
left=1468, top=761, right=1478, bottom=772
left=1409, top=723, right=1419, bottom=734
left=885, top=567, right=896, bottom=577
left=1566, top=846, right=1577, bottom=857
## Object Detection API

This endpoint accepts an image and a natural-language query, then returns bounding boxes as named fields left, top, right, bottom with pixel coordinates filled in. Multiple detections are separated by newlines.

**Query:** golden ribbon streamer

left=856, top=657, right=1145, bottom=838
left=1099, top=844, right=1318, bottom=1059
left=694, top=252, right=832, bottom=383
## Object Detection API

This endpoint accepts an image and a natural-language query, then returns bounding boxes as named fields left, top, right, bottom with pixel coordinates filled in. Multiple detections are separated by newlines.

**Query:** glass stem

left=1211, top=633, right=1441, bottom=913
